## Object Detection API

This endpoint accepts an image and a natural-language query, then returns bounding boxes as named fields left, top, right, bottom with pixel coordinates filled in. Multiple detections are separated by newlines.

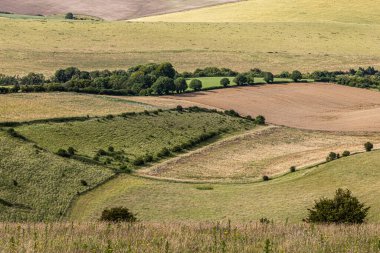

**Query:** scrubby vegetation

left=100, top=207, right=137, bottom=222
left=0, top=131, right=113, bottom=221
left=15, top=108, right=256, bottom=169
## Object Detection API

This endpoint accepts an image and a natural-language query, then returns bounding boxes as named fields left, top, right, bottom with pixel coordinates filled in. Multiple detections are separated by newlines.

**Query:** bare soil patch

left=166, top=83, right=380, bottom=132
left=0, top=0, right=239, bottom=20
left=139, top=126, right=380, bottom=182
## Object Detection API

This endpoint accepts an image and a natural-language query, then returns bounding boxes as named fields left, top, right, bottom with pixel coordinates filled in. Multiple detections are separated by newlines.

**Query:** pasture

left=1, top=19, right=380, bottom=75
left=168, top=83, right=380, bottom=132
left=15, top=110, right=255, bottom=168
left=0, top=131, right=114, bottom=221
left=140, top=126, right=380, bottom=182
left=70, top=150, right=380, bottom=222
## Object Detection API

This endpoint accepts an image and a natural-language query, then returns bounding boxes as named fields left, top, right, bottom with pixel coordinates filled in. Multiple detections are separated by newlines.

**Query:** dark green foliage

left=291, top=70, right=302, bottom=82
left=189, top=79, right=203, bottom=91
left=364, top=142, right=374, bottom=152
left=157, top=147, right=171, bottom=158
left=57, top=149, right=70, bottom=158
left=100, top=207, right=137, bottom=222
left=12, top=180, right=18, bottom=187
left=263, top=175, right=270, bottom=181
left=224, top=109, right=240, bottom=117
left=174, top=77, right=188, bottom=93
left=80, top=180, right=88, bottom=186
left=233, top=74, right=248, bottom=86
left=342, top=151, right=350, bottom=157
left=220, top=77, right=231, bottom=87
left=108, top=146, right=115, bottom=153
left=305, top=188, right=370, bottom=224
left=67, top=147, right=76, bottom=156
left=152, top=76, right=175, bottom=95
left=263, top=72, right=274, bottom=83
left=133, top=157, right=145, bottom=166
left=176, top=105, right=184, bottom=112
left=143, top=154, right=154, bottom=163
left=65, top=13, right=74, bottom=19
left=255, top=115, right=266, bottom=125
left=6, top=128, right=27, bottom=141
left=191, top=67, right=238, bottom=77
left=20, top=73, right=45, bottom=85
left=260, top=218, right=270, bottom=224
left=290, top=166, right=296, bottom=173
left=326, top=152, right=337, bottom=162
left=196, top=186, right=214, bottom=190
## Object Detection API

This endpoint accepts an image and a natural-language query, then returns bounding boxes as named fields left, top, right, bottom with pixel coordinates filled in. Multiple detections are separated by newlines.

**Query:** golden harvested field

left=1, top=19, right=380, bottom=75
left=0, top=93, right=159, bottom=122
left=135, top=0, right=380, bottom=23
left=167, top=83, right=380, bottom=132
left=1, top=0, right=238, bottom=21
left=140, top=126, right=380, bottom=182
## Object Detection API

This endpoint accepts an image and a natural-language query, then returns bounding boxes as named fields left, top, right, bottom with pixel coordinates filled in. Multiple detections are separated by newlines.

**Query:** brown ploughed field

left=1, top=0, right=239, bottom=20
left=166, top=83, right=380, bottom=132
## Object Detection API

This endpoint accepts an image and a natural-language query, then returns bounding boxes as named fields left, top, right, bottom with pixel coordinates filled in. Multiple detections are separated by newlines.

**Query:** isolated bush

left=67, top=147, right=76, bottom=156
left=291, top=70, right=302, bottom=82
left=12, top=180, right=18, bottom=187
left=57, top=149, right=70, bottom=158
left=364, top=142, right=374, bottom=152
left=259, top=217, right=270, bottom=224
left=80, top=180, right=88, bottom=186
left=342, top=151, right=350, bottom=157
left=65, top=12, right=74, bottom=19
left=189, top=79, right=203, bottom=91
left=133, top=157, right=145, bottom=166
left=220, top=78, right=230, bottom=87
left=97, top=149, right=108, bottom=156
left=233, top=74, right=248, bottom=86
left=255, top=115, right=266, bottom=125
left=262, top=175, right=270, bottom=181
left=326, top=152, right=337, bottom=162
left=176, top=105, right=184, bottom=112
left=305, top=188, right=370, bottom=224
left=290, top=166, right=296, bottom=173
left=100, top=207, right=137, bottom=222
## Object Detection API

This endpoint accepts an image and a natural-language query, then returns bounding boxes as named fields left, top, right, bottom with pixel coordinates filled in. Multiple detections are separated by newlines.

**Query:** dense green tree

left=174, top=77, right=188, bottom=93
left=364, top=142, right=374, bottom=152
left=233, top=74, right=248, bottom=86
left=154, top=62, right=176, bottom=79
left=65, top=13, right=74, bottom=19
left=220, top=77, right=230, bottom=87
left=152, top=76, right=175, bottom=95
left=305, top=188, right=370, bottom=224
left=263, top=72, right=274, bottom=83
left=291, top=70, right=302, bottom=82
left=189, top=79, right=203, bottom=91
left=20, top=73, right=45, bottom=85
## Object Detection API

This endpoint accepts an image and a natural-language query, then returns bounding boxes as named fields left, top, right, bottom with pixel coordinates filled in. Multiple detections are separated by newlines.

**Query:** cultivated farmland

left=168, top=83, right=380, bottom=132
left=140, top=126, right=380, bottom=182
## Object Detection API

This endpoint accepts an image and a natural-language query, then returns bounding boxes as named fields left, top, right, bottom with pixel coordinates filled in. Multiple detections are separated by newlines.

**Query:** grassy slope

left=0, top=93, right=158, bottom=122
left=16, top=111, right=255, bottom=167
left=70, top=150, right=380, bottom=222
left=0, top=131, right=114, bottom=221
left=1, top=19, right=380, bottom=75
left=135, top=0, right=380, bottom=23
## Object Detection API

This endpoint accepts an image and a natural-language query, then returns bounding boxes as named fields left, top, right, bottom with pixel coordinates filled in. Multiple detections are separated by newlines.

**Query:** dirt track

left=1, top=0, right=238, bottom=20
left=166, top=83, right=380, bottom=132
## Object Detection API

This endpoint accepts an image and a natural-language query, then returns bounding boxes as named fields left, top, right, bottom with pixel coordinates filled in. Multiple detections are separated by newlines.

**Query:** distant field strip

left=139, top=126, right=380, bottom=182
left=1, top=19, right=380, bottom=74
left=168, top=83, right=380, bottom=132
left=135, top=0, right=380, bottom=23
left=70, top=150, right=380, bottom=222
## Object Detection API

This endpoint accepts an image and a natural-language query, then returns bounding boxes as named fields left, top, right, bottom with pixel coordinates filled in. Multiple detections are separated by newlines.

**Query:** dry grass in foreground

left=140, top=126, right=380, bottom=182
left=1, top=222, right=380, bottom=252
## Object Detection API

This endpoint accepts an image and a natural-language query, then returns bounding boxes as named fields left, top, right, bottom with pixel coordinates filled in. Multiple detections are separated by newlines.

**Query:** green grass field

left=0, top=130, right=114, bottom=221
left=186, top=77, right=299, bottom=90
left=70, top=150, right=380, bottom=222
left=16, top=110, right=255, bottom=168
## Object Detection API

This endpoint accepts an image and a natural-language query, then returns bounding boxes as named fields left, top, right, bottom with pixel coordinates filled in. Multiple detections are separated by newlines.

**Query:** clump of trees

left=100, top=207, right=137, bottom=222
left=305, top=188, right=370, bottom=224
